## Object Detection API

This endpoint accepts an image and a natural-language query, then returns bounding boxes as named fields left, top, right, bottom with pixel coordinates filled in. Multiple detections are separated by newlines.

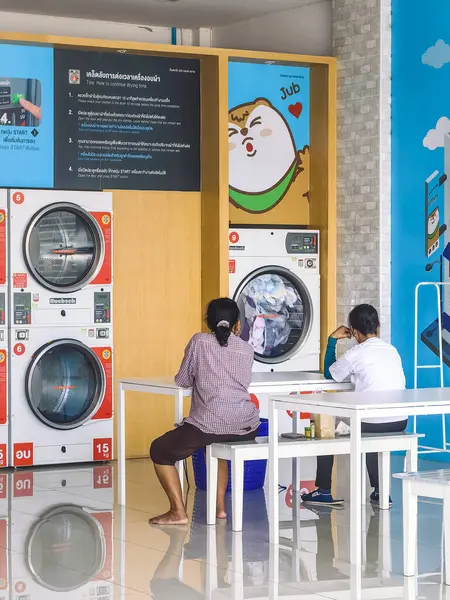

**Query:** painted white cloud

left=422, top=39, right=450, bottom=68
left=423, top=117, right=450, bottom=150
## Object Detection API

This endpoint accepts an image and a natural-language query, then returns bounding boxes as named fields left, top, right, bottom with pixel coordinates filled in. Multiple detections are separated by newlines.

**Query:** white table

left=268, top=387, right=450, bottom=568
left=117, top=372, right=352, bottom=505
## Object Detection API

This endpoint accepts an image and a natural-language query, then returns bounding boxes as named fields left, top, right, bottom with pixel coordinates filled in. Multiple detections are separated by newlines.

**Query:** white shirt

left=329, top=337, right=406, bottom=423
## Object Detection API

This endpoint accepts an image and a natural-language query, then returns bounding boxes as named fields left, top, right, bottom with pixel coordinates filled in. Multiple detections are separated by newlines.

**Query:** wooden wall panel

left=112, top=191, right=201, bottom=458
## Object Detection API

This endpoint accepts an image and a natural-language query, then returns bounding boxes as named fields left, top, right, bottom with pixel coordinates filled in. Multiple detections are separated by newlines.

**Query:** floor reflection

left=0, top=457, right=449, bottom=599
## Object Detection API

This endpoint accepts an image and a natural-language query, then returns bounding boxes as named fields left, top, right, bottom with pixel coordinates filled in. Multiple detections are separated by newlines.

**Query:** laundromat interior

left=5, top=3, right=450, bottom=595
left=0, top=32, right=337, bottom=460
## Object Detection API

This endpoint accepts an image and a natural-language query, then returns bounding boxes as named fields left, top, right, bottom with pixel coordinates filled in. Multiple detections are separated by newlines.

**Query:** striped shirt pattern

left=175, top=333, right=259, bottom=435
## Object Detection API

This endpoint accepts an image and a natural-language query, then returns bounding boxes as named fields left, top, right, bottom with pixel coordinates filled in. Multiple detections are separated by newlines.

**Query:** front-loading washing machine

left=9, top=189, right=112, bottom=327
left=229, top=227, right=320, bottom=372
left=10, top=466, right=114, bottom=599
left=0, top=191, right=7, bottom=468
left=9, top=325, right=113, bottom=467
left=230, top=227, right=320, bottom=436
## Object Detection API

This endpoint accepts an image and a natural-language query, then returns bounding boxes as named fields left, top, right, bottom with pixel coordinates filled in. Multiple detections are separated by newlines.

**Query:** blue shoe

left=370, top=489, right=392, bottom=507
left=301, top=488, right=344, bottom=506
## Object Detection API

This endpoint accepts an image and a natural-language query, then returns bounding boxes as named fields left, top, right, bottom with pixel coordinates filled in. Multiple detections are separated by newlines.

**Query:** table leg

left=292, top=412, right=300, bottom=493
left=117, top=382, right=126, bottom=506
left=175, top=389, right=184, bottom=492
left=269, top=400, right=280, bottom=545
left=403, top=479, right=417, bottom=577
left=350, top=412, right=362, bottom=565
left=444, top=489, right=450, bottom=585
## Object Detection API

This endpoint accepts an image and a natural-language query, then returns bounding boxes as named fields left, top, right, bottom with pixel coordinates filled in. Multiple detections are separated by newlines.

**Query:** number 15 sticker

left=93, top=438, right=112, bottom=461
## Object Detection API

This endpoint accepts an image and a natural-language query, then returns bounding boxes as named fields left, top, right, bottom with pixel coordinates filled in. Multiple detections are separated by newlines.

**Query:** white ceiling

left=0, top=0, right=324, bottom=29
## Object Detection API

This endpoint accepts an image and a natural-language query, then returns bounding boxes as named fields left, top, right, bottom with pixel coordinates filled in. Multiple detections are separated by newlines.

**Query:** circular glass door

left=24, top=202, right=104, bottom=293
left=25, top=339, right=105, bottom=430
left=27, top=505, right=105, bottom=592
left=234, top=267, right=313, bottom=364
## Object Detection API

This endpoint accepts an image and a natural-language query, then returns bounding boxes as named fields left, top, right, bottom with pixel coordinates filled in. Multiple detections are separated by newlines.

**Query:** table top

left=393, top=469, right=450, bottom=484
left=271, top=387, right=450, bottom=410
left=118, top=371, right=351, bottom=392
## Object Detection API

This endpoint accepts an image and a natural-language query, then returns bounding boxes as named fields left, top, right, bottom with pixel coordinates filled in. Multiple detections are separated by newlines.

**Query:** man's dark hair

left=348, top=304, right=380, bottom=336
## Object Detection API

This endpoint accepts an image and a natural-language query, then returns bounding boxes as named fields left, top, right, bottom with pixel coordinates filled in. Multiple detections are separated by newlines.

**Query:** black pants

left=315, top=419, right=408, bottom=491
left=150, top=422, right=257, bottom=466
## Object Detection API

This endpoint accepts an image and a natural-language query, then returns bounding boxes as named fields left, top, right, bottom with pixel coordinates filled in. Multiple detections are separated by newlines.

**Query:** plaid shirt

left=175, top=333, right=259, bottom=435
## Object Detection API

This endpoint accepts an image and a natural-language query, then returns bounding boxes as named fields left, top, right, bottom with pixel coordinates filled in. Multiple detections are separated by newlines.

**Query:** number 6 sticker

left=14, top=343, right=25, bottom=356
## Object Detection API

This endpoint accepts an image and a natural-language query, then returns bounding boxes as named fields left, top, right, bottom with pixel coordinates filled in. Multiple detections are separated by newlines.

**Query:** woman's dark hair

left=348, top=304, right=380, bottom=336
left=206, top=298, right=239, bottom=347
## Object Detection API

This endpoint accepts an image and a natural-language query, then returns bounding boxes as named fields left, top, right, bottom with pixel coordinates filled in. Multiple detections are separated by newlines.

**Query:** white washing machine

left=8, top=189, right=113, bottom=327
left=229, top=227, right=320, bottom=373
left=0, top=191, right=7, bottom=468
left=10, top=466, right=114, bottom=600
left=9, top=326, right=113, bottom=467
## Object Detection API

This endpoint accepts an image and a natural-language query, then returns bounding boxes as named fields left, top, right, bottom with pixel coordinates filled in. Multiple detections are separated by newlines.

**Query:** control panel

left=94, top=292, right=111, bottom=324
left=0, top=77, right=41, bottom=128
left=13, top=293, right=31, bottom=325
left=285, top=232, right=319, bottom=255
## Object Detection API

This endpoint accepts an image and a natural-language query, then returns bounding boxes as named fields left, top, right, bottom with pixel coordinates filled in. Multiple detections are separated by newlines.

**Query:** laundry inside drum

left=237, top=272, right=308, bottom=361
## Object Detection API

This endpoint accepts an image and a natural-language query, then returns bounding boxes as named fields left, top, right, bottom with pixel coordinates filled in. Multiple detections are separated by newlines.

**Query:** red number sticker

left=229, top=231, right=239, bottom=244
left=93, top=438, right=112, bottom=461
left=13, top=343, right=25, bottom=356
left=12, top=192, right=24, bottom=205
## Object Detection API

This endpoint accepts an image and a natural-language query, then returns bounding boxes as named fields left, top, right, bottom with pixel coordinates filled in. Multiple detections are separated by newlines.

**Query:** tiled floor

left=2, top=455, right=450, bottom=599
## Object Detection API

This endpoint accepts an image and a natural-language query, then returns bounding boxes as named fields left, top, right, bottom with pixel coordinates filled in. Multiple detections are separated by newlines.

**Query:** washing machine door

left=25, top=339, right=105, bottom=430
left=26, top=505, right=105, bottom=592
left=24, top=202, right=104, bottom=293
left=234, top=267, right=313, bottom=364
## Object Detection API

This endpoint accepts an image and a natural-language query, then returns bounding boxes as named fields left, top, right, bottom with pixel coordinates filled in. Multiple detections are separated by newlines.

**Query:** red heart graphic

left=288, top=102, right=303, bottom=118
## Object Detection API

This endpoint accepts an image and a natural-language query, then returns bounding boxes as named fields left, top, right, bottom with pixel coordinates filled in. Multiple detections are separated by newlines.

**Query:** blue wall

left=392, top=0, right=450, bottom=457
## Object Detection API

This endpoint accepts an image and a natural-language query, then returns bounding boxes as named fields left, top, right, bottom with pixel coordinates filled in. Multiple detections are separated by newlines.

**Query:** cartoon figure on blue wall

left=421, top=135, right=450, bottom=363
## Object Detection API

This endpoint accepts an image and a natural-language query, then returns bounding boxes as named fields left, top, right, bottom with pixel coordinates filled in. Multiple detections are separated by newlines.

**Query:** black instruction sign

left=53, top=49, right=200, bottom=191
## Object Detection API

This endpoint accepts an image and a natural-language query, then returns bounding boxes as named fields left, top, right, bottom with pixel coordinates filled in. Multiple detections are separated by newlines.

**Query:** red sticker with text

left=12, top=191, right=24, bottom=204
left=91, top=212, right=112, bottom=285
left=0, top=446, right=6, bottom=470
left=93, top=465, right=113, bottom=489
left=0, top=351, right=6, bottom=426
left=0, top=475, right=6, bottom=499
left=13, top=443, right=33, bottom=467
left=93, top=438, right=113, bottom=461
left=13, top=472, right=34, bottom=497
left=92, top=347, right=112, bottom=419
left=229, top=259, right=236, bottom=274
left=0, top=210, right=6, bottom=285
left=229, top=231, right=239, bottom=244
left=13, top=273, right=27, bottom=288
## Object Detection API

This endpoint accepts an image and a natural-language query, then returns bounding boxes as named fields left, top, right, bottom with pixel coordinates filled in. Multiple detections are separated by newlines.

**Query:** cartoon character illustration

left=228, top=98, right=307, bottom=214
left=427, top=207, right=440, bottom=256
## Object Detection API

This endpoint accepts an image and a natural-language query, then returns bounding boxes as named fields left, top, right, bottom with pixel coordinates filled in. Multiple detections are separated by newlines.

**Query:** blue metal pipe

left=171, top=27, right=177, bottom=45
